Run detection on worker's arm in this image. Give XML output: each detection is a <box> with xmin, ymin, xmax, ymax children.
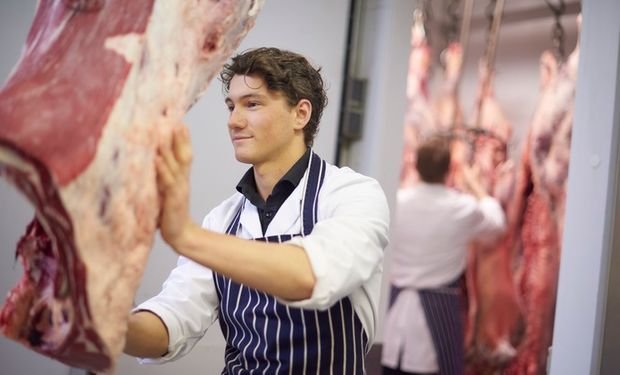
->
<box><xmin>155</xmin><ymin>125</ymin><xmax>315</xmax><ymax>301</ymax></box>
<box><xmin>171</xmin><ymin>222</ymin><xmax>316</xmax><ymax>301</ymax></box>
<box><xmin>460</xmin><ymin>164</ymin><xmax>506</xmax><ymax>240</ymax></box>
<box><xmin>461</xmin><ymin>164</ymin><xmax>488</xmax><ymax>200</ymax></box>
<box><xmin>123</xmin><ymin>310</ymin><xmax>169</xmax><ymax>358</ymax></box>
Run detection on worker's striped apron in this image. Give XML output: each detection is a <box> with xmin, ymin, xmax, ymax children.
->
<box><xmin>388</xmin><ymin>276</ymin><xmax>464</xmax><ymax>375</ymax></box>
<box><xmin>214</xmin><ymin>152</ymin><xmax>368</xmax><ymax>375</ymax></box>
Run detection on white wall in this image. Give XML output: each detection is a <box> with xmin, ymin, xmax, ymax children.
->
<box><xmin>0</xmin><ymin>1</ymin><xmax>350</xmax><ymax>374</ymax></box>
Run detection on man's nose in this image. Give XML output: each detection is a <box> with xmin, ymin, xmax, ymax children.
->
<box><xmin>228</xmin><ymin>108</ymin><xmax>245</xmax><ymax>129</ymax></box>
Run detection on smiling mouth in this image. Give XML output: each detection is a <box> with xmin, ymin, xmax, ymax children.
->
<box><xmin>232</xmin><ymin>136</ymin><xmax>252</xmax><ymax>141</ymax></box>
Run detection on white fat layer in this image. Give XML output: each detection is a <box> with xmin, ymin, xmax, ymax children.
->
<box><xmin>0</xmin><ymin>146</ymin><xmax>39</xmax><ymax>177</ymax></box>
<box><xmin>104</xmin><ymin>33</ymin><xmax>144</xmax><ymax>65</ymax></box>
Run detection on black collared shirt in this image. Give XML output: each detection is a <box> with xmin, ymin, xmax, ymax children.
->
<box><xmin>236</xmin><ymin>149</ymin><xmax>311</xmax><ymax>235</ymax></box>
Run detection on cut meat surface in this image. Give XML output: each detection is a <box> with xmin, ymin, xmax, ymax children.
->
<box><xmin>0</xmin><ymin>0</ymin><xmax>263</xmax><ymax>372</ymax></box>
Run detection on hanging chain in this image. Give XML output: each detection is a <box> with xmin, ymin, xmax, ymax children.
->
<box><xmin>424</xmin><ymin>0</ymin><xmax>434</xmax><ymax>46</ymax></box>
<box><xmin>475</xmin><ymin>0</ymin><xmax>504</xmax><ymax>129</ymax></box>
<box><xmin>446</xmin><ymin>0</ymin><xmax>461</xmax><ymax>43</ymax></box>
<box><xmin>545</xmin><ymin>0</ymin><xmax>566</xmax><ymax>62</ymax></box>
<box><xmin>484</xmin><ymin>0</ymin><xmax>497</xmax><ymax>58</ymax></box>
<box><xmin>424</xmin><ymin>0</ymin><xmax>434</xmax><ymax>28</ymax></box>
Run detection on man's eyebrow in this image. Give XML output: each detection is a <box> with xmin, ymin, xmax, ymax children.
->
<box><xmin>225</xmin><ymin>93</ymin><xmax>268</xmax><ymax>103</ymax></box>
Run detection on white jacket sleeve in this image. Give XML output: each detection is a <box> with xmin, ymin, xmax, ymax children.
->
<box><xmin>470</xmin><ymin>196</ymin><xmax>507</xmax><ymax>243</ymax></box>
<box><xmin>134</xmin><ymin>256</ymin><xmax>220</xmax><ymax>364</ymax></box>
<box><xmin>283</xmin><ymin>167</ymin><xmax>390</xmax><ymax>310</ymax></box>
<box><xmin>132</xmin><ymin>199</ymin><xmax>238</xmax><ymax>364</ymax></box>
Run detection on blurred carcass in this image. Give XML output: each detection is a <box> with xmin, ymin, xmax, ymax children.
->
<box><xmin>434</xmin><ymin>41</ymin><xmax>465</xmax><ymax>133</ymax></box>
<box><xmin>463</xmin><ymin>60</ymin><xmax>523</xmax><ymax>371</ymax></box>
<box><xmin>504</xmin><ymin>37</ymin><xmax>579</xmax><ymax>375</ymax></box>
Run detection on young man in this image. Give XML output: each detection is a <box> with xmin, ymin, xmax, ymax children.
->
<box><xmin>124</xmin><ymin>47</ymin><xmax>390</xmax><ymax>374</ymax></box>
<box><xmin>381</xmin><ymin>137</ymin><xmax>506</xmax><ymax>375</ymax></box>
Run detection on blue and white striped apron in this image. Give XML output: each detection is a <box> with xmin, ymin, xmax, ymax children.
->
<box><xmin>388</xmin><ymin>276</ymin><xmax>464</xmax><ymax>375</ymax></box>
<box><xmin>213</xmin><ymin>152</ymin><xmax>368</xmax><ymax>375</ymax></box>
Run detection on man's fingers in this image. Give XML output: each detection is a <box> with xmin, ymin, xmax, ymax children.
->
<box><xmin>160</xmin><ymin>139</ymin><xmax>181</xmax><ymax>177</ymax></box>
<box><xmin>155</xmin><ymin>154</ymin><xmax>175</xmax><ymax>188</ymax></box>
<box><xmin>173</xmin><ymin>125</ymin><xmax>193</xmax><ymax>167</ymax></box>
<box><xmin>156</xmin><ymin>125</ymin><xmax>191</xmax><ymax>191</ymax></box>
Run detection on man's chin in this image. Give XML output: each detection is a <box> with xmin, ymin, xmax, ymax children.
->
<box><xmin>233</xmin><ymin>152</ymin><xmax>254</xmax><ymax>165</ymax></box>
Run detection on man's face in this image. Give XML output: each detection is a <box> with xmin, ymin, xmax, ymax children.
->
<box><xmin>225</xmin><ymin>74</ymin><xmax>300</xmax><ymax>167</ymax></box>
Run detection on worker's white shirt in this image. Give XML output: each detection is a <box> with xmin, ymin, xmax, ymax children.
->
<box><xmin>381</xmin><ymin>183</ymin><xmax>505</xmax><ymax>373</ymax></box>
<box><xmin>137</xmin><ymin>162</ymin><xmax>390</xmax><ymax>364</ymax></box>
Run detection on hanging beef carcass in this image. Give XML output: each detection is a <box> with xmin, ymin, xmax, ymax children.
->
<box><xmin>400</xmin><ymin>10</ymin><xmax>436</xmax><ymax>189</ymax></box>
<box><xmin>0</xmin><ymin>0</ymin><xmax>263</xmax><ymax>372</ymax></box>
<box><xmin>400</xmin><ymin>24</ymin><xmax>470</xmax><ymax>186</ymax></box>
<box><xmin>504</xmin><ymin>35</ymin><xmax>579</xmax><ymax>375</ymax></box>
<box><xmin>434</xmin><ymin>41</ymin><xmax>465</xmax><ymax>132</ymax></box>
<box><xmin>463</xmin><ymin>59</ymin><xmax>523</xmax><ymax>370</ymax></box>
<box><xmin>433</xmin><ymin>41</ymin><xmax>473</xmax><ymax>189</ymax></box>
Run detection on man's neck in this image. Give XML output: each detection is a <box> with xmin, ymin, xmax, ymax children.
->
<box><xmin>253</xmin><ymin>145</ymin><xmax>307</xmax><ymax>201</ymax></box>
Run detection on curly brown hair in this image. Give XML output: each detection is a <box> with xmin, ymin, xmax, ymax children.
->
<box><xmin>219</xmin><ymin>47</ymin><xmax>328</xmax><ymax>147</ymax></box>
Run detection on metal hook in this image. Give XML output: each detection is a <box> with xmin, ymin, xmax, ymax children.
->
<box><xmin>544</xmin><ymin>0</ymin><xmax>566</xmax><ymax>62</ymax></box>
<box><xmin>544</xmin><ymin>0</ymin><xmax>566</xmax><ymax>16</ymax></box>
<box><xmin>485</xmin><ymin>0</ymin><xmax>497</xmax><ymax>32</ymax></box>
<box><xmin>482</xmin><ymin>0</ymin><xmax>502</xmax><ymax>67</ymax></box>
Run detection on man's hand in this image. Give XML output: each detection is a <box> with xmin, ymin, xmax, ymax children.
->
<box><xmin>156</xmin><ymin>125</ymin><xmax>195</xmax><ymax>250</ymax></box>
<box><xmin>461</xmin><ymin>164</ymin><xmax>488</xmax><ymax>200</ymax></box>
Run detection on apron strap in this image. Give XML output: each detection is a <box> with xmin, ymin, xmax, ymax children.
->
<box><xmin>224</xmin><ymin>197</ymin><xmax>245</xmax><ymax>235</ymax></box>
<box><xmin>300</xmin><ymin>150</ymin><xmax>326</xmax><ymax>236</ymax></box>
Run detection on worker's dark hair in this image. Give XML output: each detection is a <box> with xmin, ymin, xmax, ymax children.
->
<box><xmin>416</xmin><ymin>136</ymin><xmax>451</xmax><ymax>183</ymax></box>
<box><xmin>220</xmin><ymin>47</ymin><xmax>328</xmax><ymax>147</ymax></box>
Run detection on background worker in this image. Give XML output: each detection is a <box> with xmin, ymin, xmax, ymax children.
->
<box><xmin>382</xmin><ymin>137</ymin><xmax>506</xmax><ymax>375</ymax></box>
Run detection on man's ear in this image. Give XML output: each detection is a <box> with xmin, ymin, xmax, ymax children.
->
<box><xmin>294</xmin><ymin>99</ymin><xmax>312</xmax><ymax>130</ymax></box>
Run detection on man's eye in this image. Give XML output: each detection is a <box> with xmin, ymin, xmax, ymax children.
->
<box><xmin>226</xmin><ymin>105</ymin><xmax>234</xmax><ymax>112</ymax></box>
<box><xmin>247</xmin><ymin>102</ymin><xmax>259</xmax><ymax>108</ymax></box>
